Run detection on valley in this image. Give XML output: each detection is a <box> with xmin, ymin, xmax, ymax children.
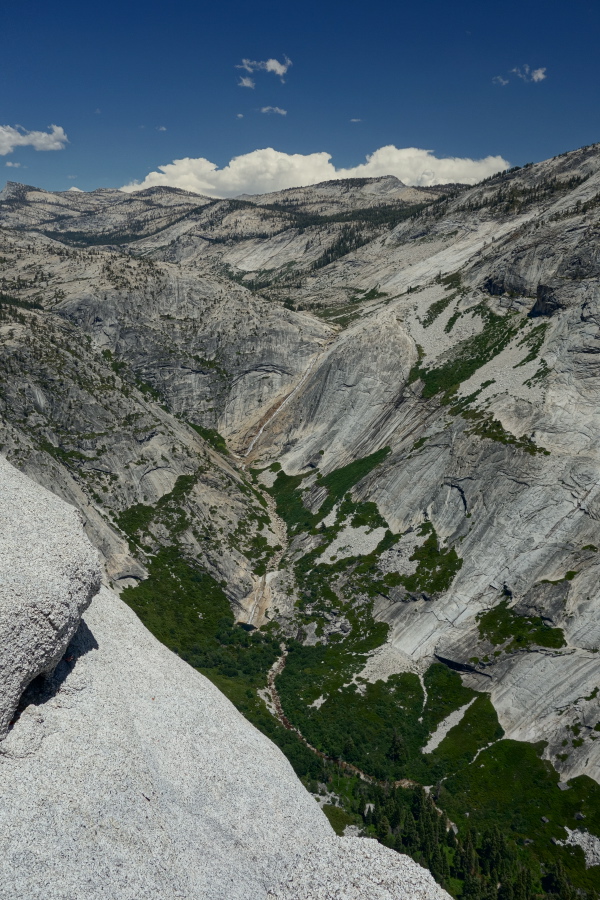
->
<box><xmin>2</xmin><ymin>145</ymin><xmax>600</xmax><ymax>898</ymax></box>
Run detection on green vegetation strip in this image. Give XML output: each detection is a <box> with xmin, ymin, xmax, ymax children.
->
<box><xmin>384</xmin><ymin>522</ymin><xmax>463</xmax><ymax>596</ymax></box>
<box><xmin>422</xmin><ymin>292</ymin><xmax>457</xmax><ymax>328</ymax></box>
<box><xmin>265</xmin><ymin>446</ymin><xmax>391</xmax><ymax>535</ymax></box>
<box><xmin>408</xmin><ymin>305</ymin><xmax>521</xmax><ymax>402</ymax></box>
<box><xmin>477</xmin><ymin>600</ymin><xmax>566</xmax><ymax>651</ymax></box>
<box><xmin>188</xmin><ymin>422</ymin><xmax>229</xmax><ymax>455</ymax></box>
<box><xmin>117</xmin><ymin>474</ymin><xmax>196</xmax><ymax>543</ymax></box>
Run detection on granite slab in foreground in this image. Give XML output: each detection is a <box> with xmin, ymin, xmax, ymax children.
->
<box><xmin>0</xmin><ymin>456</ymin><xmax>449</xmax><ymax>899</ymax></box>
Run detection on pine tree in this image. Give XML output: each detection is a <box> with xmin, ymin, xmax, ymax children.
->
<box><xmin>480</xmin><ymin>881</ymin><xmax>498</xmax><ymax>900</ymax></box>
<box><xmin>402</xmin><ymin>810</ymin><xmax>417</xmax><ymax>853</ymax></box>
<box><xmin>480</xmin><ymin>826</ymin><xmax>503</xmax><ymax>877</ymax></box>
<box><xmin>387</xmin><ymin>729</ymin><xmax>406</xmax><ymax>764</ymax></box>
<box><xmin>542</xmin><ymin>861</ymin><xmax>576</xmax><ymax>900</ymax></box>
<box><xmin>512</xmin><ymin>866</ymin><xmax>534</xmax><ymax>900</ymax></box>
<box><xmin>389</xmin><ymin>801</ymin><xmax>402</xmax><ymax>831</ymax></box>
<box><xmin>377</xmin><ymin>815</ymin><xmax>391</xmax><ymax>842</ymax></box>
<box><xmin>498</xmin><ymin>881</ymin><xmax>514</xmax><ymax>900</ymax></box>
<box><xmin>463</xmin><ymin>870</ymin><xmax>483</xmax><ymax>900</ymax></box>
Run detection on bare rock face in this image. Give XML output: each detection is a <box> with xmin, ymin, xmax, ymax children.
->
<box><xmin>0</xmin><ymin>463</ymin><xmax>449</xmax><ymax>900</ymax></box>
<box><xmin>0</xmin><ymin>454</ymin><xmax>101</xmax><ymax>739</ymax></box>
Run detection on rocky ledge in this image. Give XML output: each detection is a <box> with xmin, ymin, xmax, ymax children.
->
<box><xmin>0</xmin><ymin>454</ymin><xmax>101</xmax><ymax>739</ymax></box>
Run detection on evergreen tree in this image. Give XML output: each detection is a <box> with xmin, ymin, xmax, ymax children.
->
<box><xmin>376</xmin><ymin>815</ymin><xmax>391</xmax><ymax>842</ymax></box>
<box><xmin>389</xmin><ymin>800</ymin><xmax>403</xmax><ymax>831</ymax></box>
<box><xmin>387</xmin><ymin>729</ymin><xmax>406</xmax><ymax>764</ymax></box>
<box><xmin>541</xmin><ymin>861</ymin><xmax>576</xmax><ymax>900</ymax></box>
<box><xmin>498</xmin><ymin>882</ymin><xmax>514</xmax><ymax>900</ymax></box>
<box><xmin>480</xmin><ymin>881</ymin><xmax>498</xmax><ymax>900</ymax></box>
<box><xmin>480</xmin><ymin>826</ymin><xmax>503</xmax><ymax>877</ymax></box>
<box><xmin>402</xmin><ymin>810</ymin><xmax>417</xmax><ymax>853</ymax></box>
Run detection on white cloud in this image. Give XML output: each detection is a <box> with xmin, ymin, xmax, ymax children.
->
<box><xmin>5</xmin><ymin>161</ymin><xmax>21</xmax><ymax>167</ymax></box>
<box><xmin>238</xmin><ymin>76</ymin><xmax>255</xmax><ymax>89</ymax></box>
<box><xmin>0</xmin><ymin>124</ymin><xmax>68</xmax><ymax>156</ymax></box>
<box><xmin>492</xmin><ymin>76</ymin><xmax>509</xmax><ymax>86</ymax></box>
<box><xmin>350</xmin><ymin>118</ymin><xmax>362</xmax><ymax>123</ymax></box>
<box><xmin>122</xmin><ymin>145</ymin><xmax>509</xmax><ymax>198</ymax></box>
<box><xmin>511</xmin><ymin>64</ymin><xmax>547</xmax><ymax>83</ymax></box>
<box><xmin>237</xmin><ymin>56</ymin><xmax>292</xmax><ymax>81</ymax></box>
<box><xmin>260</xmin><ymin>106</ymin><xmax>287</xmax><ymax>116</ymax></box>
<box><xmin>157</xmin><ymin>125</ymin><xmax>167</xmax><ymax>131</ymax></box>
<box><xmin>236</xmin><ymin>113</ymin><xmax>244</xmax><ymax>119</ymax></box>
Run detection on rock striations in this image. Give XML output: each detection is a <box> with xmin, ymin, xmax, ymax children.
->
<box><xmin>0</xmin><ymin>456</ymin><xmax>449</xmax><ymax>900</ymax></box>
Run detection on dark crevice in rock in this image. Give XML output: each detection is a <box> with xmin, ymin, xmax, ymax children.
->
<box><xmin>8</xmin><ymin>620</ymin><xmax>99</xmax><ymax>733</ymax></box>
<box><xmin>435</xmin><ymin>653</ymin><xmax>492</xmax><ymax>678</ymax></box>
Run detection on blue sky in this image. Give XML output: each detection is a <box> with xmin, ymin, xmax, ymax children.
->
<box><xmin>2</xmin><ymin>0</ymin><xmax>599</xmax><ymax>194</ymax></box>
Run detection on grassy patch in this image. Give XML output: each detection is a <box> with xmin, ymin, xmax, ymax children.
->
<box><xmin>322</xmin><ymin>804</ymin><xmax>361</xmax><ymax>835</ymax></box>
<box><xmin>525</xmin><ymin>357</ymin><xmax>551</xmax><ymax>387</ymax></box>
<box><xmin>421</xmin><ymin>663</ymin><xmax>476</xmax><ymax>734</ymax></box>
<box><xmin>427</xmin><ymin>695</ymin><xmax>504</xmax><ymax>778</ymax></box>
<box><xmin>37</xmin><ymin>437</ymin><xmax>88</xmax><ymax>466</ymax></box>
<box><xmin>477</xmin><ymin>600</ymin><xmax>566</xmax><ymax>651</ymax></box>
<box><xmin>319</xmin><ymin>447</ymin><xmax>391</xmax><ymax>516</ymax></box>
<box><xmin>362</xmin><ymin>287</ymin><xmax>388</xmax><ymax>301</ymax></box>
<box><xmin>189</xmin><ymin>422</ymin><xmax>229</xmax><ymax>455</ymax></box>
<box><xmin>439</xmin><ymin>271</ymin><xmax>463</xmax><ymax>291</ymax></box>
<box><xmin>514</xmin><ymin>322</ymin><xmax>548</xmax><ymax>368</ymax></box>
<box><xmin>444</xmin><ymin>309</ymin><xmax>462</xmax><ymax>333</ymax></box>
<box><xmin>393</xmin><ymin>522</ymin><xmax>463</xmax><ymax>596</ymax></box>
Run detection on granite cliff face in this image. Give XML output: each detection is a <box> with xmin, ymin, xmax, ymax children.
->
<box><xmin>2</xmin><ymin>145</ymin><xmax>600</xmax><ymax>894</ymax></box>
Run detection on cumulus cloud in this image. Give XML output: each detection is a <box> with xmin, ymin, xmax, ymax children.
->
<box><xmin>261</xmin><ymin>106</ymin><xmax>287</xmax><ymax>116</ymax></box>
<box><xmin>492</xmin><ymin>76</ymin><xmax>509</xmax><ymax>86</ymax></box>
<box><xmin>5</xmin><ymin>161</ymin><xmax>21</xmax><ymax>167</ymax></box>
<box><xmin>237</xmin><ymin>56</ymin><xmax>292</xmax><ymax>81</ymax></box>
<box><xmin>122</xmin><ymin>145</ymin><xmax>509</xmax><ymax>198</ymax></box>
<box><xmin>156</xmin><ymin>125</ymin><xmax>167</xmax><ymax>131</ymax></box>
<box><xmin>350</xmin><ymin>118</ymin><xmax>362</xmax><ymax>123</ymax></box>
<box><xmin>511</xmin><ymin>64</ymin><xmax>547</xmax><ymax>82</ymax></box>
<box><xmin>238</xmin><ymin>76</ymin><xmax>255</xmax><ymax>89</ymax></box>
<box><xmin>0</xmin><ymin>124</ymin><xmax>68</xmax><ymax>156</ymax></box>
